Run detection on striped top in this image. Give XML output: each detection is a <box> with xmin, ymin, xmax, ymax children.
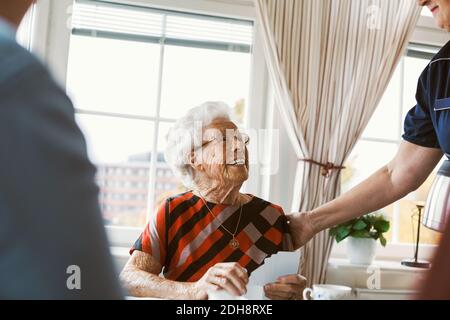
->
<box><xmin>130</xmin><ymin>191</ymin><xmax>293</xmax><ymax>282</ymax></box>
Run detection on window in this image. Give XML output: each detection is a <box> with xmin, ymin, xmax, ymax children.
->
<box><xmin>66</xmin><ymin>0</ymin><xmax>254</xmax><ymax>227</ymax></box>
<box><xmin>342</xmin><ymin>43</ymin><xmax>443</xmax><ymax>246</ymax></box>
<box><xmin>17</xmin><ymin>3</ymin><xmax>36</xmax><ymax>50</ymax></box>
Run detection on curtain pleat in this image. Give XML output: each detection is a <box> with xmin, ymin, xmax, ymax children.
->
<box><xmin>255</xmin><ymin>0</ymin><xmax>421</xmax><ymax>286</ymax></box>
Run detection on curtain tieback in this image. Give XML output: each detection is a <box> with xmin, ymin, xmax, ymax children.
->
<box><xmin>300</xmin><ymin>159</ymin><xmax>346</xmax><ymax>177</ymax></box>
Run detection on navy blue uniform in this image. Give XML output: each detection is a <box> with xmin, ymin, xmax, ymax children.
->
<box><xmin>403</xmin><ymin>40</ymin><xmax>450</xmax><ymax>158</ymax></box>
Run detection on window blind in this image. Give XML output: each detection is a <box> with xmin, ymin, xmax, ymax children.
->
<box><xmin>72</xmin><ymin>0</ymin><xmax>254</xmax><ymax>52</ymax></box>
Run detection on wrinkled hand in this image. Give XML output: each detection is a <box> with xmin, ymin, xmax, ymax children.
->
<box><xmin>286</xmin><ymin>212</ymin><xmax>317</xmax><ymax>250</ymax></box>
<box><xmin>264</xmin><ymin>274</ymin><xmax>307</xmax><ymax>300</ymax></box>
<box><xmin>192</xmin><ymin>262</ymin><xmax>249</xmax><ymax>300</ymax></box>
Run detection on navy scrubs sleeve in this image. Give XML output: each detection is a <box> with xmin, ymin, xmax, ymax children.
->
<box><xmin>402</xmin><ymin>67</ymin><xmax>441</xmax><ymax>149</ymax></box>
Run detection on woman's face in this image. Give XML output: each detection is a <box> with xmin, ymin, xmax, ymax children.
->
<box><xmin>419</xmin><ymin>0</ymin><xmax>450</xmax><ymax>31</ymax></box>
<box><xmin>193</xmin><ymin>118</ymin><xmax>249</xmax><ymax>187</ymax></box>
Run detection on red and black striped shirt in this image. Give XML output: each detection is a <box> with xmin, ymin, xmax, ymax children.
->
<box><xmin>130</xmin><ymin>191</ymin><xmax>293</xmax><ymax>282</ymax></box>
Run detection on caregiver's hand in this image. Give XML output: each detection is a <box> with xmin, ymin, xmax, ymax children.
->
<box><xmin>193</xmin><ymin>262</ymin><xmax>249</xmax><ymax>299</ymax></box>
<box><xmin>287</xmin><ymin>212</ymin><xmax>317</xmax><ymax>250</ymax></box>
<box><xmin>264</xmin><ymin>274</ymin><xmax>307</xmax><ymax>300</ymax></box>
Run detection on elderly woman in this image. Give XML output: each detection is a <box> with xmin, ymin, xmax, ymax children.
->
<box><xmin>120</xmin><ymin>102</ymin><xmax>306</xmax><ymax>300</ymax></box>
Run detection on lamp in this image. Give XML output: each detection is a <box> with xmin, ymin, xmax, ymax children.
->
<box><xmin>401</xmin><ymin>201</ymin><xmax>431</xmax><ymax>268</ymax></box>
<box><xmin>401</xmin><ymin>160</ymin><xmax>450</xmax><ymax>268</ymax></box>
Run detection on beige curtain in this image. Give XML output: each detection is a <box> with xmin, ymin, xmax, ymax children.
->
<box><xmin>255</xmin><ymin>0</ymin><xmax>421</xmax><ymax>286</ymax></box>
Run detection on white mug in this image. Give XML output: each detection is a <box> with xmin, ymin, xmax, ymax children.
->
<box><xmin>302</xmin><ymin>284</ymin><xmax>353</xmax><ymax>300</ymax></box>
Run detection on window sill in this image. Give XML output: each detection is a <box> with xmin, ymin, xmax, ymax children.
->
<box><xmin>326</xmin><ymin>258</ymin><xmax>428</xmax><ymax>293</ymax></box>
<box><xmin>330</xmin><ymin>241</ymin><xmax>437</xmax><ymax>262</ymax></box>
<box><xmin>110</xmin><ymin>246</ymin><xmax>130</xmax><ymax>258</ymax></box>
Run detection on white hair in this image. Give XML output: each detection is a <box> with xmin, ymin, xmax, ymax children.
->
<box><xmin>164</xmin><ymin>101</ymin><xmax>235</xmax><ymax>189</ymax></box>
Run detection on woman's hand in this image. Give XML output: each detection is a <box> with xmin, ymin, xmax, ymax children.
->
<box><xmin>192</xmin><ymin>262</ymin><xmax>249</xmax><ymax>300</ymax></box>
<box><xmin>264</xmin><ymin>274</ymin><xmax>307</xmax><ymax>300</ymax></box>
<box><xmin>287</xmin><ymin>212</ymin><xmax>317</xmax><ymax>250</ymax></box>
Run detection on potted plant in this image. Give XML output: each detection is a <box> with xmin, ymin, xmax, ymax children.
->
<box><xmin>329</xmin><ymin>212</ymin><xmax>390</xmax><ymax>265</ymax></box>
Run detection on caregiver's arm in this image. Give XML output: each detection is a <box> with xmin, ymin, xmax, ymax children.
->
<box><xmin>120</xmin><ymin>251</ymin><xmax>248</xmax><ymax>300</ymax></box>
<box><xmin>288</xmin><ymin>141</ymin><xmax>443</xmax><ymax>249</ymax></box>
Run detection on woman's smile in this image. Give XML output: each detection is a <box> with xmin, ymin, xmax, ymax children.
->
<box><xmin>430</xmin><ymin>5</ymin><xmax>439</xmax><ymax>13</ymax></box>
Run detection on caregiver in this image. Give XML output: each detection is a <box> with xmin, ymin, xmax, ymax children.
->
<box><xmin>289</xmin><ymin>0</ymin><xmax>450</xmax><ymax>251</ymax></box>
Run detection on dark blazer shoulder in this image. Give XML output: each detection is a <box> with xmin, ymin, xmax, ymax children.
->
<box><xmin>0</xmin><ymin>38</ymin><xmax>45</xmax><ymax>87</ymax></box>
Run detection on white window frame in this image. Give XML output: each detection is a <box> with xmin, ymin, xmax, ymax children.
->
<box><xmin>31</xmin><ymin>2</ymin><xmax>447</xmax><ymax>259</ymax></box>
<box><xmin>358</xmin><ymin>44</ymin><xmax>441</xmax><ymax>247</ymax></box>
<box><xmin>40</xmin><ymin>0</ymin><xmax>269</xmax><ymax>247</ymax></box>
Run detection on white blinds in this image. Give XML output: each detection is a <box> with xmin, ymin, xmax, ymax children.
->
<box><xmin>165</xmin><ymin>15</ymin><xmax>253</xmax><ymax>46</ymax></box>
<box><xmin>72</xmin><ymin>0</ymin><xmax>253</xmax><ymax>52</ymax></box>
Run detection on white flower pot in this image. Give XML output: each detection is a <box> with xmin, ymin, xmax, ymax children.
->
<box><xmin>346</xmin><ymin>237</ymin><xmax>377</xmax><ymax>265</ymax></box>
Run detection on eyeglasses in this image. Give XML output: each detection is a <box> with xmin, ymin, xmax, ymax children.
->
<box><xmin>194</xmin><ymin>132</ymin><xmax>250</xmax><ymax>151</ymax></box>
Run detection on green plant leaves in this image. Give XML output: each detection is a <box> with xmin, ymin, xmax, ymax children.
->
<box><xmin>352</xmin><ymin>220</ymin><xmax>367</xmax><ymax>231</ymax></box>
<box><xmin>351</xmin><ymin>230</ymin><xmax>371</xmax><ymax>238</ymax></box>
<box><xmin>335</xmin><ymin>226</ymin><xmax>351</xmax><ymax>242</ymax></box>
<box><xmin>379</xmin><ymin>234</ymin><xmax>387</xmax><ymax>247</ymax></box>
<box><xmin>374</xmin><ymin>220</ymin><xmax>390</xmax><ymax>233</ymax></box>
<box><xmin>330</xmin><ymin>212</ymin><xmax>390</xmax><ymax>246</ymax></box>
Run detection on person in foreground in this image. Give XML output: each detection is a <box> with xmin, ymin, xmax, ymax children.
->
<box><xmin>0</xmin><ymin>0</ymin><xmax>122</xmax><ymax>299</ymax></box>
<box><xmin>120</xmin><ymin>102</ymin><xmax>306</xmax><ymax>300</ymax></box>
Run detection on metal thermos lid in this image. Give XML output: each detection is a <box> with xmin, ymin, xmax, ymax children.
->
<box><xmin>438</xmin><ymin>160</ymin><xmax>450</xmax><ymax>177</ymax></box>
<box><xmin>422</xmin><ymin>161</ymin><xmax>450</xmax><ymax>233</ymax></box>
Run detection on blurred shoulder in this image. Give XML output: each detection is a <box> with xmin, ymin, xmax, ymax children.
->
<box><xmin>0</xmin><ymin>38</ymin><xmax>46</xmax><ymax>88</ymax></box>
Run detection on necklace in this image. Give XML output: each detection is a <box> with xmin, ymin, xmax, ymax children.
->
<box><xmin>197</xmin><ymin>192</ymin><xmax>243</xmax><ymax>249</ymax></box>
